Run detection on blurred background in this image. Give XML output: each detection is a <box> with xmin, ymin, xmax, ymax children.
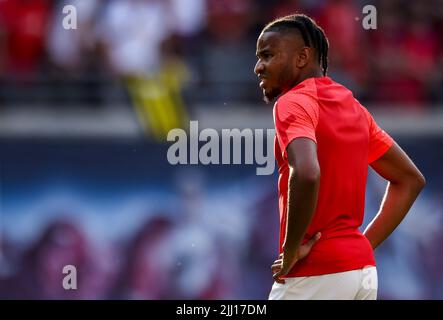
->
<box><xmin>0</xmin><ymin>0</ymin><xmax>442</xmax><ymax>299</ymax></box>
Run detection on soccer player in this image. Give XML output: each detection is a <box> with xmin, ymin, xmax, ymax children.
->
<box><xmin>254</xmin><ymin>14</ymin><xmax>426</xmax><ymax>300</ymax></box>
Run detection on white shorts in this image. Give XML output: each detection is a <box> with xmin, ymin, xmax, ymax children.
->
<box><xmin>269</xmin><ymin>266</ymin><xmax>378</xmax><ymax>300</ymax></box>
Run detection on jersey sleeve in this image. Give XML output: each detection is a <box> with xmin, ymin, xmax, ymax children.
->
<box><xmin>362</xmin><ymin>106</ymin><xmax>394</xmax><ymax>164</ymax></box>
<box><xmin>273</xmin><ymin>93</ymin><xmax>319</xmax><ymax>159</ymax></box>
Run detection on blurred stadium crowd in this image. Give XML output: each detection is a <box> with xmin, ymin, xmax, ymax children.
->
<box><xmin>1</xmin><ymin>147</ymin><xmax>280</xmax><ymax>299</ymax></box>
<box><xmin>1</xmin><ymin>0</ymin><xmax>443</xmax><ymax>300</ymax></box>
<box><xmin>1</xmin><ymin>0</ymin><xmax>443</xmax><ymax>108</ymax></box>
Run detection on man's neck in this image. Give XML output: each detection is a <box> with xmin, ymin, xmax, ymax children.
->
<box><xmin>295</xmin><ymin>68</ymin><xmax>324</xmax><ymax>86</ymax></box>
<box><xmin>274</xmin><ymin>68</ymin><xmax>324</xmax><ymax>103</ymax></box>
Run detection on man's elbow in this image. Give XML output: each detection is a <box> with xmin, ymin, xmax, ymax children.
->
<box><xmin>404</xmin><ymin>170</ymin><xmax>426</xmax><ymax>194</ymax></box>
<box><xmin>414</xmin><ymin>171</ymin><xmax>426</xmax><ymax>192</ymax></box>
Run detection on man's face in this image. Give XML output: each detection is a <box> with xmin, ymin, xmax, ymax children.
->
<box><xmin>254</xmin><ymin>31</ymin><xmax>299</xmax><ymax>104</ymax></box>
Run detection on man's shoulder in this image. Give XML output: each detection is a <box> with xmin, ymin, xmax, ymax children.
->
<box><xmin>276</xmin><ymin>86</ymin><xmax>319</xmax><ymax>113</ymax></box>
<box><xmin>280</xmin><ymin>77</ymin><xmax>323</xmax><ymax>103</ymax></box>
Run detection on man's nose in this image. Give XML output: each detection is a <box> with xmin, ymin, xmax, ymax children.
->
<box><xmin>254</xmin><ymin>60</ymin><xmax>264</xmax><ymax>75</ymax></box>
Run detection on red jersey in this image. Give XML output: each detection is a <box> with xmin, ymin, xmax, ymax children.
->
<box><xmin>273</xmin><ymin>76</ymin><xmax>393</xmax><ymax>277</ymax></box>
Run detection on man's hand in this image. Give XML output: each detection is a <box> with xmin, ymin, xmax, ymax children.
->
<box><xmin>271</xmin><ymin>232</ymin><xmax>321</xmax><ymax>284</ymax></box>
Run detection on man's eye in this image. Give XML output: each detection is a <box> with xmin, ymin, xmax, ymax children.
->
<box><xmin>257</xmin><ymin>52</ymin><xmax>272</xmax><ymax>60</ymax></box>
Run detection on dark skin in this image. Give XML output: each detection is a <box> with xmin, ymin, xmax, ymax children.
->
<box><xmin>272</xmin><ymin>138</ymin><xmax>321</xmax><ymax>284</ymax></box>
<box><xmin>254</xmin><ymin>30</ymin><xmax>426</xmax><ymax>284</ymax></box>
<box><xmin>254</xmin><ymin>31</ymin><xmax>323</xmax><ymax>103</ymax></box>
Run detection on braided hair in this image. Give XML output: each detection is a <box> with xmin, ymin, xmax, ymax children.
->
<box><xmin>262</xmin><ymin>14</ymin><xmax>329</xmax><ymax>76</ymax></box>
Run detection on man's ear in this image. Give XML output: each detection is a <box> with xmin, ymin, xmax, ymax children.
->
<box><xmin>296</xmin><ymin>47</ymin><xmax>312</xmax><ymax>68</ymax></box>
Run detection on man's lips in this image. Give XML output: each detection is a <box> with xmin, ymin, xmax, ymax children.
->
<box><xmin>259</xmin><ymin>80</ymin><xmax>265</xmax><ymax>89</ymax></box>
<box><xmin>259</xmin><ymin>77</ymin><xmax>267</xmax><ymax>89</ymax></box>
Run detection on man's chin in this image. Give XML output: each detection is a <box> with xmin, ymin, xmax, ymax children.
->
<box><xmin>263</xmin><ymin>91</ymin><xmax>277</xmax><ymax>104</ymax></box>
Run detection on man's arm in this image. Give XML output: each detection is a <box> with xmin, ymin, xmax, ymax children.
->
<box><xmin>277</xmin><ymin>137</ymin><xmax>321</xmax><ymax>279</ymax></box>
<box><xmin>364</xmin><ymin>142</ymin><xmax>426</xmax><ymax>250</ymax></box>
